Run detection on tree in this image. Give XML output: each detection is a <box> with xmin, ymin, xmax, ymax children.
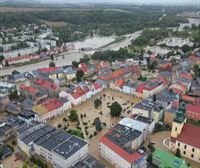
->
<box><xmin>193</xmin><ymin>65</ymin><xmax>200</xmax><ymax>78</ymax></box>
<box><xmin>94</xmin><ymin>99</ymin><xmax>102</xmax><ymax>109</ymax></box>
<box><xmin>12</xmin><ymin>70</ymin><xmax>20</xmax><ymax>75</ymax></box>
<box><xmin>181</xmin><ymin>44</ymin><xmax>191</xmax><ymax>53</ymax></box>
<box><xmin>110</xmin><ymin>102</ymin><xmax>122</xmax><ymax>117</ymax></box>
<box><xmin>0</xmin><ymin>55</ymin><xmax>4</xmax><ymax>63</ymax></box>
<box><xmin>11</xmin><ymin>140</ymin><xmax>16</xmax><ymax>146</ymax></box>
<box><xmin>72</xmin><ymin>61</ymin><xmax>79</xmax><ymax>68</ymax></box>
<box><xmin>175</xmin><ymin>148</ymin><xmax>181</xmax><ymax>158</ymax></box>
<box><xmin>76</xmin><ymin>69</ymin><xmax>84</xmax><ymax>82</ymax></box>
<box><xmin>69</xmin><ymin>109</ymin><xmax>78</xmax><ymax>121</ymax></box>
<box><xmin>94</xmin><ymin>117</ymin><xmax>102</xmax><ymax>132</ymax></box>
<box><xmin>9</xmin><ymin>89</ymin><xmax>18</xmax><ymax>100</ymax></box>
<box><xmin>49</xmin><ymin>62</ymin><xmax>55</xmax><ymax>67</ymax></box>
<box><xmin>147</xmin><ymin>154</ymin><xmax>152</xmax><ymax>163</ymax></box>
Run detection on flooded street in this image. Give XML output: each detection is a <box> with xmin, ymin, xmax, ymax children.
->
<box><xmin>48</xmin><ymin>89</ymin><xmax>141</xmax><ymax>167</ymax></box>
<box><xmin>0</xmin><ymin>51</ymin><xmax>84</xmax><ymax>76</ymax></box>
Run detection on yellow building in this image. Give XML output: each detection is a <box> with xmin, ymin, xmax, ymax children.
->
<box><xmin>169</xmin><ymin>110</ymin><xmax>200</xmax><ymax>163</ymax></box>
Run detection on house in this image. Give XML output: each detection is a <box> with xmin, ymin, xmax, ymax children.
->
<box><xmin>186</xmin><ymin>100</ymin><xmax>200</xmax><ymax>121</ymax></box>
<box><xmin>122</xmin><ymin>81</ymin><xmax>139</xmax><ymax>95</ymax></box>
<box><xmin>91</xmin><ymin>80</ymin><xmax>107</xmax><ymax>96</ymax></box>
<box><xmin>70</xmin><ymin>155</ymin><xmax>106</xmax><ymax>168</ymax></box>
<box><xmin>7</xmin><ymin>73</ymin><xmax>26</xmax><ymax>83</ymax></box>
<box><xmin>64</xmin><ymin>83</ymin><xmax>92</xmax><ymax>106</ymax></box>
<box><xmin>32</xmin><ymin>98</ymin><xmax>71</xmax><ymax>123</ymax></box>
<box><xmin>142</xmin><ymin>77</ymin><xmax>168</xmax><ymax>98</ymax></box>
<box><xmin>131</xmin><ymin>99</ymin><xmax>164</xmax><ymax>123</ymax></box>
<box><xmin>119</xmin><ymin>116</ymin><xmax>155</xmax><ymax>142</ymax></box>
<box><xmin>18</xmin><ymin>110</ymin><xmax>39</xmax><ymax>125</ymax></box>
<box><xmin>17</xmin><ymin>124</ymin><xmax>88</xmax><ymax>168</ymax></box>
<box><xmin>0</xmin><ymin>82</ymin><xmax>16</xmax><ymax>97</ymax></box>
<box><xmin>169</xmin><ymin>110</ymin><xmax>200</xmax><ymax>163</ymax></box>
<box><xmin>63</xmin><ymin>67</ymin><xmax>76</xmax><ymax>81</ymax></box>
<box><xmin>3</xmin><ymin>54</ymin><xmax>40</xmax><ymax>65</ymax></box>
<box><xmin>5</xmin><ymin>102</ymin><xmax>21</xmax><ymax>115</ymax></box>
<box><xmin>0</xmin><ymin>146</ymin><xmax>13</xmax><ymax>159</ymax></box>
<box><xmin>98</xmin><ymin>124</ymin><xmax>146</xmax><ymax>168</ymax></box>
<box><xmin>32</xmin><ymin>78</ymin><xmax>60</xmax><ymax>95</ymax></box>
<box><xmin>152</xmin><ymin>148</ymin><xmax>189</xmax><ymax>168</ymax></box>
<box><xmin>19</xmin><ymin>84</ymin><xmax>38</xmax><ymax>99</ymax></box>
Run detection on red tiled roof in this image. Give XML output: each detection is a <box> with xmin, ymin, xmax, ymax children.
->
<box><xmin>42</xmin><ymin>98</ymin><xmax>62</xmax><ymax>111</ymax></box>
<box><xmin>186</xmin><ymin>104</ymin><xmax>200</xmax><ymax>113</ymax></box>
<box><xmin>179</xmin><ymin>72</ymin><xmax>193</xmax><ymax>80</ymax></box>
<box><xmin>176</xmin><ymin>123</ymin><xmax>200</xmax><ymax>148</ymax></box>
<box><xmin>99</xmin><ymin>135</ymin><xmax>143</xmax><ymax>164</ymax></box>
<box><xmin>94</xmin><ymin>82</ymin><xmax>101</xmax><ymax>90</ymax></box>
<box><xmin>181</xmin><ymin>95</ymin><xmax>196</xmax><ymax>103</ymax></box>
<box><xmin>37</xmin><ymin>67</ymin><xmax>59</xmax><ymax>73</ymax></box>
<box><xmin>71</xmin><ymin>86</ymin><xmax>90</xmax><ymax>99</ymax></box>
<box><xmin>34</xmin><ymin>78</ymin><xmax>57</xmax><ymax>91</ymax></box>
<box><xmin>136</xmin><ymin>83</ymin><xmax>144</xmax><ymax>93</ymax></box>
<box><xmin>115</xmin><ymin>79</ymin><xmax>124</xmax><ymax>87</ymax></box>
<box><xmin>5</xmin><ymin>55</ymin><xmax>40</xmax><ymax>62</ymax></box>
<box><xmin>19</xmin><ymin>84</ymin><xmax>37</xmax><ymax>94</ymax></box>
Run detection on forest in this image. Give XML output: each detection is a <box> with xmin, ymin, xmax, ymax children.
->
<box><xmin>0</xmin><ymin>5</ymin><xmax>189</xmax><ymax>42</ymax></box>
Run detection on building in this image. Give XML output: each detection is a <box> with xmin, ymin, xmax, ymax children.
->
<box><xmin>3</xmin><ymin>55</ymin><xmax>40</xmax><ymax>65</ymax></box>
<box><xmin>32</xmin><ymin>98</ymin><xmax>71</xmax><ymax>122</ymax></box>
<box><xmin>1</xmin><ymin>46</ymin><xmax>39</xmax><ymax>58</ymax></box>
<box><xmin>64</xmin><ymin>83</ymin><xmax>92</xmax><ymax>106</ymax></box>
<box><xmin>0</xmin><ymin>115</ymin><xmax>26</xmax><ymax>144</ymax></box>
<box><xmin>152</xmin><ymin>148</ymin><xmax>189</xmax><ymax>168</ymax></box>
<box><xmin>169</xmin><ymin>110</ymin><xmax>200</xmax><ymax>163</ymax></box>
<box><xmin>17</xmin><ymin>124</ymin><xmax>88</xmax><ymax>168</ymax></box>
<box><xmin>131</xmin><ymin>99</ymin><xmax>164</xmax><ymax>123</ymax></box>
<box><xmin>0</xmin><ymin>82</ymin><xmax>16</xmax><ymax>97</ymax></box>
<box><xmin>19</xmin><ymin>84</ymin><xmax>38</xmax><ymax>99</ymax></box>
<box><xmin>186</xmin><ymin>102</ymin><xmax>200</xmax><ymax>121</ymax></box>
<box><xmin>119</xmin><ymin>117</ymin><xmax>154</xmax><ymax>142</ymax></box>
<box><xmin>70</xmin><ymin>155</ymin><xmax>106</xmax><ymax>168</ymax></box>
<box><xmin>18</xmin><ymin>110</ymin><xmax>39</xmax><ymax>125</ymax></box>
<box><xmin>98</xmin><ymin>124</ymin><xmax>146</xmax><ymax>168</ymax></box>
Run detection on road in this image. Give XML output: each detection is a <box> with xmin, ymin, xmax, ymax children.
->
<box><xmin>0</xmin><ymin>51</ymin><xmax>84</xmax><ymax>76</ymax></box>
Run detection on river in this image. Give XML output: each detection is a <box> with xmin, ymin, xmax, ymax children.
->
<box><xmin>0</xmin><ymin>18</ymin><xmax>199</xmax><ymax>76</ymax></box>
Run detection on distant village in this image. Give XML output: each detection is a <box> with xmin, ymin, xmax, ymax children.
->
<box><xmin>0</xmin><ymin>23</ymin><xmax>200</xmax><ymax>168</ymax></box>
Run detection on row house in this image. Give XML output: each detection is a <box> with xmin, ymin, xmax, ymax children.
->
<box><xmin>32</xmin><ymin>98</ymin><xmax>71</xmax><ymax>123</ymax></box>
<box><xmin>3</xmin><ymin>54</ymin><xmax>40</xmax><ymax>65</ymax></box>
<box><xmin>62</xmin><ymin>83</ymin><xmax>92</xmax><ymax>106</ymax></box>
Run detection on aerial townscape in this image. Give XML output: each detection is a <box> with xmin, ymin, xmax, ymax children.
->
<box><xmin>0</xmin><ymin>0</ymin><xmax>200</xmax><ymax>168</ymax></box>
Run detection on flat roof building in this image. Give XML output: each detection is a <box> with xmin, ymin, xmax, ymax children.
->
<box><xmin>18</xmin><ymin>124</ymin><xmax>88</xmax><ymax>168</ymax></box>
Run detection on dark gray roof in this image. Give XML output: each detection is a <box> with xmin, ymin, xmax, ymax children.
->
<box><xmin>21</xmin><ymin>125</ymin><xmax>55</xmax><ymax>145</ymax></box>
<box><xmin>53</xmin><ymin>136</ymin><xmax>87</xmax><ymax>160</ymax></box>
<box><xmin>71</xmin><ymin>155</ymin><xmax>106</xmax><ymax>168</ymax></box>
<box><xmin>105</xmin><ymin>124</ymin><xmax>141</xmax><ymax>155</ymax></box>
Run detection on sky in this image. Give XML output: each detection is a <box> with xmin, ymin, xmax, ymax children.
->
<box><xmin>39</xmin><ymin>0</ymin><xmax>200</xmax><ymax>5</ymax></box>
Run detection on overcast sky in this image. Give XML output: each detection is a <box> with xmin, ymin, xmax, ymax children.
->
<box><xmin>39</xmin><ymin>0</ymin><xmax>200</xmax><ymax>5</ymax></box>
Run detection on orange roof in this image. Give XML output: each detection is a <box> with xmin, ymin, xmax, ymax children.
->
<box><xmin>115</xmin><ymin>79</ymin><xmax>124</xmax><ymax>87</ymax></box>
<box><xmin>181</xmin><ymin>95</ymin><xmax>196</xmax><ymax>103</ymax></box>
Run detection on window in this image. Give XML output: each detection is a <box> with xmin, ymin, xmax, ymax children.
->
<box><xmin>192</xmin><ymin>148</ymin><xmax>195</xmax><ymax>152</ymax></box>
<box><xmin>183</xmin><ymin>151</ymin><xmax>186</xmax><ymax>155</ymax></box>
<box><xmin>191</xmin><ymin>154</ymin><xmax>194</xmax><ymax>158</ymax></box>
<box><xmin>184</xmin><ymin>145</ymin><xmax>187</xmax><ymax>149</ymax></box>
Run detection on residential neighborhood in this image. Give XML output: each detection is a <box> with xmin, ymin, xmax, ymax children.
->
<box><xmin>0</xmin><ymin>2</ymin><xmax>200</xmax><ymax>168</ymax></box>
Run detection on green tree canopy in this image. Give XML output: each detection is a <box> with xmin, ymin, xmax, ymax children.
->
<box><xmin>76</xmin><ymin>69</ymin><xmax>84</xmax><ymax>82</ymax></box>
<box><xmin>49</xmin><ymin>62</ymin><xmax>55</xmax><ymax>67</ymax></box>
<box><xmin>94</xmin><ymin>98</ymin><xmax>102</xmax><ymax>109</ymax></box>
<box><xmin>110</xmin><ymin>101</ymin><xmax>122</xmax><ymax>117</ymax></box>
<box><xmin>69</xmin><ymin>109</ymin><xmax>78</xmax><ymax>121</ymax></box>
